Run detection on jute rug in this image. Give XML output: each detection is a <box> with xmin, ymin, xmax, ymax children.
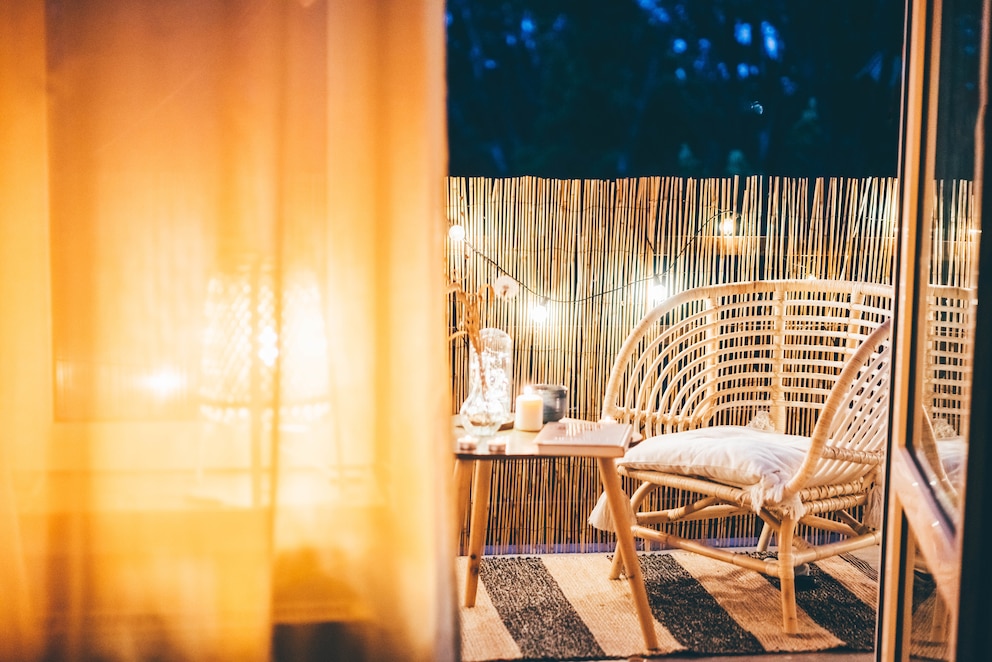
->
<box><xmin>458</xmin><ymin>551</ymin><xmax>949</xmax><ymax>661</ymax></box>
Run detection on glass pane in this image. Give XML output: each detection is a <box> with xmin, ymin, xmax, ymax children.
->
<box><xmin>912</xmin><ymin>0</ymin><xmax>981</xmax><ymax>536</ymax></box>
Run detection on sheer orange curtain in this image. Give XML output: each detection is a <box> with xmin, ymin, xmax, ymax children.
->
<box><xmin>0</xmin><ymin>1</ymin><xmax>454</xmax><ymax>661</ymax></box>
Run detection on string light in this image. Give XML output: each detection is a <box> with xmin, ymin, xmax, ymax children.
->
<box><xmin>447</xmin><ymin>207</ymin><xmax>737</xmax><ymax>306</ymax></box>
<box><xmin>649</xmin><ymin>275</ymin><xmax>669</xmax><ymax>305</ymax></box>
<box><xmin>530</xmin><ymin>298</ymin><xmax>550</xmax><ymax>324</ymax></box>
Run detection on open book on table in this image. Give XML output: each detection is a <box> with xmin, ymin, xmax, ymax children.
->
<box><xmin>533</xmin><ymin>418</ymin><xmax>633</xmax><ymax>456</ymax></box>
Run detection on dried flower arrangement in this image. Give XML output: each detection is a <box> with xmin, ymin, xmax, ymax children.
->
<box><xmin>447</xmin><ymin>273</ymin><xmax>519</xmax><ymax>355</ymax></box>
<box><xmin>448</xmin><ymin>273</ymin><xmax>519</xmax><ymax>403</ymax></box>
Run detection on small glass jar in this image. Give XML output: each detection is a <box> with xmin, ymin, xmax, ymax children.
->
<box><xmin>531</xmin><ymin>383</ymin><xmax>568</xmax><ymax>422</ymax></box>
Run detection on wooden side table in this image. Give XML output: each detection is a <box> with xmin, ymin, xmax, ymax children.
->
<box><xmin>453</xmin><ymin>421</ymin><xmax>659</xmax><ymax>652</ymax></box>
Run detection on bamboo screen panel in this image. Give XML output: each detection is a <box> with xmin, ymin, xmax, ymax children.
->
<box><xmin>447</xmin><ymin>175</ymin><xmax>976</xmax><ymax>554</ymax></box>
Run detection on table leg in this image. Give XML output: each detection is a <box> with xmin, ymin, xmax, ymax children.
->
<box><xmin>464</xmin><ymin>459</ymin><xmax>492</xmax><ymax>607</ymax></box>
<box><xmin>597</xmin><ymin>456</ymin><xmax>659</xmax><ymax>651</ymax></box>
<box><xmin>453</xmin><ymin>458</ymin><xmax>474</xmax><ymax>540</ymax></box>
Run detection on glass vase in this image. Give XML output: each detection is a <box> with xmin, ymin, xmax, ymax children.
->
<box><xmin>460</xmin><ymin>327</ymin><xmax>513</xmax><ymax>437</ymax></box>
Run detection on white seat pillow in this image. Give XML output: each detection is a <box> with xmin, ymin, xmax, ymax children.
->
<box><xmin>588</xmin><ymin>425</ymin><xmax>813</xmax><ymax>531</ymax></box>
<box><xmin>618</xmin><ymin>425</ymin><xmax>811</xmax><ymax>486</ymax></box>
<box><xmin>937</xmin><ymin>436</ymin><xmax>966</xmax><ymax>489</ymax></box>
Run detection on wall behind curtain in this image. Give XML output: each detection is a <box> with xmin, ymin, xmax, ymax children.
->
<box><xmin>0</xmin><ymin>1</ymin><xmax>453</xmax><ymax>660</ymax></box>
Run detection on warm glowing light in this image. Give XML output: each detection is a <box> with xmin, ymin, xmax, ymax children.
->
<box><xmin>199</xmin><ymin>260</ymin><xmax>330</xmax><ymax>424</ymax></box>
<box><xmin>142</xmin><ymin>368</ymin><xmax>185</xmax><ymax>397</ymax></box>
<box><xmin>448</xmin><ymin>225</ymin><xmax>466</xmax><ymax>242</ymax></box>
<box><xmin>258</xmin><ymin>325</ymin><xmax>279</xmax><ymax>366</ymax></box>
<box><xmin>531</xmin><ymin>299</ymin><xmax>550</xmax><ymax>324</ymax></box>
<box><xmin>649</xmin><ymin>276</ymin><xmax>669</xmax><ymax>305</ymax></box>
<box><xmin>720</xmin><ymin>216</ymin><xmax>736</xmax><ymax>237</ymax></box>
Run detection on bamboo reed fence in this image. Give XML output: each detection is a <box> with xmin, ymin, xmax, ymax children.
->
<box><xmin>447</xmin><ymin>174</ymin><xmax>977</xmax><ymax>555</ymax></box>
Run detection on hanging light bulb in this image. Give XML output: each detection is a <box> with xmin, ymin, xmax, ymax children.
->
<box><xmin>531</xmin><ymin>297</ymin><xmax>550</xmax><ymax>324</ymax></box>
<box><xmin>448</xmin><ymin>224</ymin><xmax>466</xmax><ymax>242</ymax></box>
<box><xmin>720</xmin><ymin>215</ymin><xmax>736</xmax><ymax>237</ymax></box>
<box><xmin>649</xmin><ymin>275</ymin><xmax>669</xmax><ymax>305</ymax></box>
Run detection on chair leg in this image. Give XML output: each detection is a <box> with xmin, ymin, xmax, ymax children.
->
<box><xmin>609</xmin><ymin>540</ymin><xmax>624</xmax><ymax>579</ymax></box>
<box><xmin>756</xmin><ymin>520</ymin><xmax>773</xmax><ymax>551</ymax></box>
<box><xmin>930</xmin><ymin>593</ymin><xmax>949</xmax><ymax>641</ymax></box>
<box><xmin>778</xmin><ymin>516</ymin><xmax>798</xmax><ymax>634</ymax></box>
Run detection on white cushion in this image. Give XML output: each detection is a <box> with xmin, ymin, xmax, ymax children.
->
<box><xmin>937</xmin><ymin>436</ymin><xmax>967</xmax><ymax>488</ymax></box>
<box><xmin>618</xmin><ymin>425</ymin><xmax>810</xmax><ymax>486</ymax></box>
<box><xmin>588</xmin><ymin>425</ymin><xmax>812</xmax><ymax>531</ymax></box>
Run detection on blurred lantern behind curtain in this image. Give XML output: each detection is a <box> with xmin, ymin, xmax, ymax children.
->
<box><xmin>199</xmin><ymin>260</ymin><xmax>331</xmax><ymax>427</ymax></box>
<box><xmin>198</xmin><ymin>258</ymin><xmax>331</xmax><ymax>508</ymax></box>
<box><xmin>0</xmin><ymin>1</ymin><xmax>453</xmax><ymax>661</ymax></box>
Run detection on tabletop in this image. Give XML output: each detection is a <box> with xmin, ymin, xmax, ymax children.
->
<box><xmin>452</xmin><ymin>416</ymin><xmax>633</xmax><ymax>459</ymax></box>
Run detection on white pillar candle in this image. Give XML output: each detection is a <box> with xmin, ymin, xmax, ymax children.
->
<box><xmin>514</xmin><ymin>389</ymin><xmax>544</xmax><ymax>431</ymax></box>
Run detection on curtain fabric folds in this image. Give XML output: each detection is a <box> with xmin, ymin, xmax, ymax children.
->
<box><xmin>0</xmin><ymin>1</ymin><xmax>454</xmax><ymax>660</ymax></box>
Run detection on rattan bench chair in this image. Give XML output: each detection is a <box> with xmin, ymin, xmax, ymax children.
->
<box><xmin>589</xmin><ymin>279</ymin><xmax>894</xmax><ymax>634</ymax></box>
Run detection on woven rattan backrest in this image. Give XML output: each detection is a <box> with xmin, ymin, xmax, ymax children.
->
<box><xmin>601</xmin><ymin>280</ymin><xmax>894</xmax><ymax>439</ymax></box>
<box><xmin>923</xmin><ymin>284</ymin><xmax>975</xmax><ymax>439</ymax></box>
<box><xmin>917</xmin><ymin>408</ymin><xmax>960</xmax><ymax>508</ymax></box>
<box><xmin>788</xmin><ymin>319</ymin><xmax>892</xmax><ymax>492</ymax></box>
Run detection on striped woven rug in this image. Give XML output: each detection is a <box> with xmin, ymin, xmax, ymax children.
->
<box><xmin>457</xmin><ymin>550</ymin><xmax>942</xmax><ymax>661</ymax></box>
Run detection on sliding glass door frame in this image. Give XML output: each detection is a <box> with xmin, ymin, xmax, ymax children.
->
<box><xmin>879</xmin><ymin>0</ymin><xmax>991</xmax><ymax>657</ymax></box>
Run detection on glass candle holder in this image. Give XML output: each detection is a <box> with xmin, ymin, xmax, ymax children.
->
<box><xmin>531</xmin><ymin>383</ymin><xmax>568</xmax><ymax>422</ymax></box>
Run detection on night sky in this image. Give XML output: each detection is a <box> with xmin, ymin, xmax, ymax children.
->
<box><xmin>446</xmin><ymin>0</ymin><xmax>906</xmax><ymax>179</ymax></box>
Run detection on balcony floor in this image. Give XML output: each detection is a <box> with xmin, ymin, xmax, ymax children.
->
<box><xmin>593</xmin><ymin>544</ymin><xmax>882</xmax><ymax>662</ymax></box>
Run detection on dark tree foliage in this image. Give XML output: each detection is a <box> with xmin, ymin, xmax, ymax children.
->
<box><xmin>446</xmin><ymin>0</ymin><xmax>905</xmax><ymax>179</ymax></box>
